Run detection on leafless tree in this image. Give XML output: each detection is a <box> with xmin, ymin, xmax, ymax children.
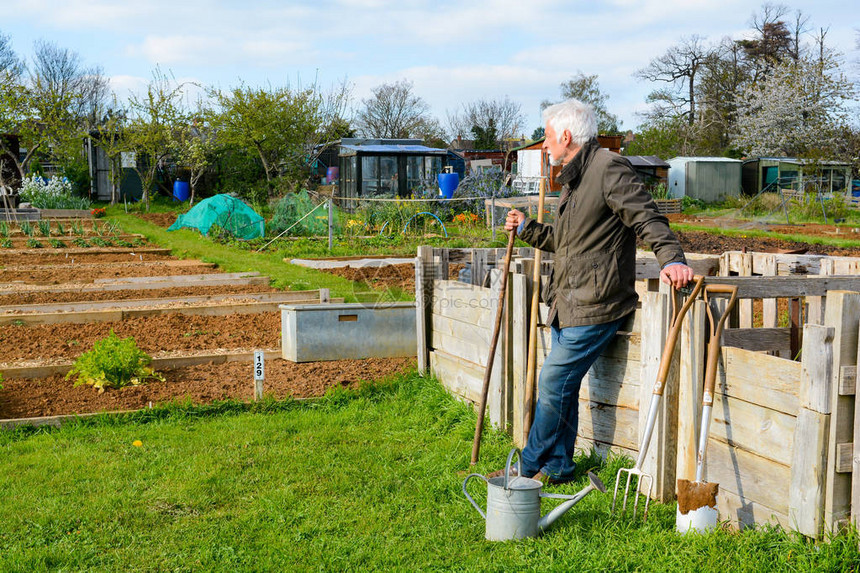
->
<box><xmin>30</xmin><ymin>40</ymin><xmax>109</xmax><ymax>129</ymax></box>
<box><xmin>447</xmin><ymin>97</ymin><xmax>524</xmax><ymax>148</ymax></box>
<box><xmin>541</xmin><ymin>72</ymin><xmax>620</xmax><ymax>133</ymax></box>
<box><xmin>355</xmin><ymin>79</ymin><xmax>437</xmax><ymax>139</ymax></box>
<box><xmin>0</xmin><ymin>31</ymin><xmax>22</xmax><ymax>80</ymax></box>
<box><xmin>635</xmin><ymin>35</ymin><xmax>710</xmax><ymax>125</ymax></box>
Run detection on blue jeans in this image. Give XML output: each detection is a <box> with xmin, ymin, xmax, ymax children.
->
<box><xmin>520</xmin><ymin>315</ymin><xmax>628</xmax><ymax>482</ymax></box>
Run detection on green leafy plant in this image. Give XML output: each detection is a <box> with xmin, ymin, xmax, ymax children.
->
<box><xmin>56</xmin><ymin>222</ymin><xmax>65</xmax><ymax>236</ymax></box>
<box><xmin>0</xmin><ymin>239</ymin><xmax>12</xmax><ymax>248</ymax></box>
<box><xmin>19</xmin><ymin>221</ymin><xmax>34</xmax><ymax>237</ymax></box>
<box><xmin>65</xmin><ymin>330</ymin><xmax>163</xmax><ymax>392</ymax></box>
<box><xmin>71</xmin><ymin>221</ymin><xmax>84</xmax><ymax>236</ymax></box>
<box><xmin>19</xmin><ymin>175</ymin><xmax>91</xmax><ymax>210</ymax></box>
<box><xmin>49</xmin><ymin>238</ymin><xmax>66</xmax><ymax>248</ymax></box>
<box><xmin>649</xmin><ymin>182</ymin><xmax>672</xmax><ymax>200</ymax></box>
<box><xmin>90</xmin><ymin>237</ymin><xmax>112</xmax><ymax>247</ymax></box>
<box><xmin>72</xmin><ymin>238</ymin><xmax>90</xmax><ymax>248</ymax></box>
<box><xmin>26</xmin><ymin>238</ymin><xmax>43</xmax><ymax>248</ymax></box>
<box><xmin>37</xmin><ymin>220</ymin><xmax>51</xmax><ymax>237</ymax></box>
<box><xmin>0</xmin><ymin>222</ymin><xmax>8</xmax><ymax>237</ymax></box>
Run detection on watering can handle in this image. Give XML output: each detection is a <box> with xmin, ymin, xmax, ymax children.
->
<box><xmin>504</xmin><ymin>448</ymin><xmax>522</xmax><ymax>490</ymax></box>
<box><xmin>462</xmin><ymin>474</ymin><xmax>488</xmax><ymax>519</ymax></box>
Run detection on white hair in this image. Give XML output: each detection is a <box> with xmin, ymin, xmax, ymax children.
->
<box><xmin>542</xmin><ymin>99</ymin><xmax>598</xmax><ymax>146</ymax></box>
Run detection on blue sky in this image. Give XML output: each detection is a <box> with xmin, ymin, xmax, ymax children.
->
<box><xmin>2</xmin><ymin>0</ymin><xmax>858</xmax><ymax>136</ymax></box>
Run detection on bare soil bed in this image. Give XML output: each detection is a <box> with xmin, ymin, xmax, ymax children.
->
<box><xmin>0</xmin><ymin>312</ymin><xmax>282</xmax><ymax>363</ymax></box>
<box><xmin>0</xmin><ymin>251</ymin><xmax>175</xmax><ymax>265</ymax></box>
<box><xmin>0</xmin><ymin>261</ymin><xmax>220</xmax><ymax>284</ymax></box>
<box><xmin>672</xmin><ymin>230</ymin><xmax>860</xmax><ymax>258</ymax></box>
<box><xmin>321</xmin><ymin>263</ymin><xmax>465</xmax><ymax>293</ymax></box>
<box><xmin>0</xmin><ymin>284</ymin><xmax>277</xmax><ymax>306</ymax></box>
<box><xmin>0</xmin><ymin>357</ymin><xmax>415</xmax><ymax>419</ymax></box>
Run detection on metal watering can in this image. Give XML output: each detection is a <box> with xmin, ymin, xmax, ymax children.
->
<box><xmin>462</xmin><ymin>449</ymin><xmax>606</xmax><ymax>541</ymax></box>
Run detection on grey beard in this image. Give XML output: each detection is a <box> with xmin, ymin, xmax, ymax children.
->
<box><xmin>549</xmin><ymin>155</ymin><xmax>564</xmax><ymax>167</ymax></box>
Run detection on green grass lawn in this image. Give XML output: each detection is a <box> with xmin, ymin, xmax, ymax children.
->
<box><xmin>1</xmin><ymin>373</ymin><xmax>857</xmax><ymax>572</ymax></box>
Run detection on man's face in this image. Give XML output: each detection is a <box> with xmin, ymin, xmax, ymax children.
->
<box><xmin>543</xmin><ymin>123</ymin><xmax>569</xmax><ymax>166</ymax></box>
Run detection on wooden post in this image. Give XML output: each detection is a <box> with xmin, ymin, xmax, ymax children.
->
<box><xmin>762</xmin><ymin>255</ymin><xmax>778</xmax><ymax>328</ymax></box>
<box><xmin>739</xmin><ymin>252</ymin><xmax>754</xmax><ymax>328</ymax></box>
<box><xmin>808</xmin><ymin>258</ymin><xmax>834</xmax><ymax>326</ymax></box>
<box><xmin>676</xmin><ymin>299</ymin><xmax>707</xmax><ymax>483</ymax></box>
<box><xmin>639</xmin><ymin>282</ymin><xmax>678</xmax><ymax>501</ymax></box>
<box><xmin>415</xmin><ymin>246</ymin><xmax>433</xmax><ymax>375</ymax></box>
<box><xmin>472</xmin><ymin>249</ymin><xmax>487</xmax><ymax>287</ymax></box>
<box><xmin>789</xmin><ymin>324</ymin><xmax>834</xmax><ymax>539</ymax></box>
<box><xmin>511</xmin><ymin>273</ymin><xmax>529</xmax><ymax>447</ymax></box>
<box><xmin>852</xmin><ymin>317</ymin><xmax>860</xmax><ymax>530</ymax></box>
<box><xmin>488</xmin><ymin>268</ymin><xmax>506</xmax><ymax>430</ymax></box>
<box><xmin>318</xmin><ymin>288</ymin><xmax>330</xmax><ymax>304</ymax></box>
<box><xmin>823</xmin><ymin>291</ymin><xmax>860</xmax><ymax>533</ymax></box>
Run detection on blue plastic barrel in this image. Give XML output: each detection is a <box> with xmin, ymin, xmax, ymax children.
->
<box><xmin>437</xmin><ymin>173</ymin><xmax>459</xmax><ymax>199</ymax></box>
<box><xmin>326</xmin><ymin>166</ymin><xmax>340</xmax><ymax>183</ymax></box>
<box><xmin>173</xmin><ymin>180</ymin><xmax>190</xmax><ymax>201</ymax></box>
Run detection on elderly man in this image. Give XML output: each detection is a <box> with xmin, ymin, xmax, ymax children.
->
<box><xmin>494</xmin><ymin>99</ymin><xmax>693</xmax><ymax>484</ymax></box>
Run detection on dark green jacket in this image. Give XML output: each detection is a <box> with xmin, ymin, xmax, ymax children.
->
<box><xmin>519</xmin><ymin>138</ymin><xmax>686</xmax><ymax>327</ymax></box>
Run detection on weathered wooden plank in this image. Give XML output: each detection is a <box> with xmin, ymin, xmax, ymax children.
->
<box><xmin>739</xmin><ymin>253</ymin><xmax>754</xmax><ymax>328</ymax></box>
<box><xmin>91</xmin><ymin>272</ymin><xmax>259</xmax><ymax>284</ymax></box>
<box><xmin>835</xmin><ymin>442</ymin><xmax>853</xmax><ymax>473</ymax></box>
<box><xmin>839</xmin><ymin>366</ymin><xmax>857</xmax><ymax>396</ymax></box>
<box><xmin>430</xmin><ymin>313</ymin><xmax>492</xmax><ymax>347</ymax></box>
<box><xmin>574</xmin><ymin>436</ymin><xmax>638</xmax><ymax>463</ymax></box>
<box><xmin>578</xmin><ymin>401</ymin><xmax>639</xmax><ymax>451</ymax></box>
<box><xmin>854</xmin><ymin>313</ymin><xmax>860</xmax><ymax>528</ymax></box>
<box><xmin>717</xmin><ymin>487</ymin><xmax>791</xmax><ymax>531</ymax></box>
<box><xmin>709</xmin><ymin>394</ymin><xmax>797</xmax><ymax>467</ymax></box>
<box><xmin>430</xmin><ymin>280</ymin><xmax>495</xmax><ymax>330</ymax></box>
<box><xmin>719</xmin><ymin>346</ymin><xmax>801</xmax><ymax>416</ymax></box>
<box><xmin>634</xmin><ymin>251</ymin><xmax>721</xmax><ymax>280</ymax></box>
<box><xmin>705</xmin><ymin>438</ymin><xmax>791</xmax><ymax>515</ymax></box>
<box><xmin>722</xmin><ymin>327</ymin><xmax>791</xmax><ymax>354</ymax></box>
<box><xmin>415</xmin><ymin>247</ymin><xmax>432</xmax><ymax>374</ymax></box>
<box><xmin>762</xmin><ymin>255</ymin><xmax>778</xmax><ymax>328</ymax></box>
<box><xmin>512</xmin><ymin>273</ymin><xmax>529</xmax><ymax>448</ymax></box>
<box><xmin>800</xmin><ymin>324</ymin><xmax>834</xmax><ymax>414</ymax></box>
<box><xmin>429</xmin><ymin>350</ymin><xmax>483</xmax><ymax>405</ymax></box>
<box><xmin>698</xmin><ymin>276</ymin><xmax>860</xmax><ymax>298</ymax></box>
<box><xmin>789</xmin><ymin>408</ymin><xmax>830</xmax><ymax>538</ymax></box>
<box><xmin>677</xmin><ymin>299</ymin><xmax>706</xmax><ymax>483</ymax></box>
<box><xmin>638</xmin><ymin>287</ymin><xmax>676</xmax><ymax>501</ymax></box>
<box><xmin>581</xmin><ymin>368</ymin><xmax>640</xmax><ymax>410</ymax></box>
<box><xmin>823</xmin><ymin>291</ymin><xmax>860</xmax><ymax>533</ymax></box>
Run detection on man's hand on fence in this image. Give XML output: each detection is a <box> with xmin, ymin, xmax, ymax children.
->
<box><xmin>505</xmin><ymin>209</ymin><xmax>525</xmax><ymax>232</ymax></box>
<box><xmin>660</xmin><ymin>263</ymin><xmax>695</xmax><ymax>289</ymax></box>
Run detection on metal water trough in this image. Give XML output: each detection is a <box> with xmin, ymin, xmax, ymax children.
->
<box><xmin>280</xmin><ymin>302</ymin><xmax>417</xmax><ymax>362</ymax></box>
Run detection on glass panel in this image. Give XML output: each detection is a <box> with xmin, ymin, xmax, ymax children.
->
<box><xmin>406</xmin><ymin>156</ymin><xmax>423</xmax><ymax>195</ymax></box>
<box><xmin>832</xmin><ymin>170</ymin><xmax>846</xmax><ymax>193</ymax></box>
<box><xmin>361</xmin><ymin>156</ymin><xmax>379</xmax><ymax>195</ymax></box>
<box><xmin>424</xmin><ymin>156</ymin><xmax>442</xmax><ymax>179</ymax></box>
<box><xmin>379</xmin><ymin>156</ymin><xmax>398</xmax><ymax>195</ymax></box>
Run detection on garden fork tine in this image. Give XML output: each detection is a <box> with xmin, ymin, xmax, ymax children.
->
<box><xmin>612</xmin><ymin>275</ymin><xmax>705</xmax><ymax>519</ymax></box>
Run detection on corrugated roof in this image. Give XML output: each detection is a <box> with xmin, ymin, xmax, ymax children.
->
<box><xmin>626</xmin><ymin>155</ymin><xmax>670</xmax><ymax>168</ymax></box>
<box><xmin>339</xmin><ymin>144</ymin><xmax>448</xmax><ymax>155</ymax></box>
<box><xmin>668</xmin><ymin>157</ymin><xmax>742</xmax><ymax>163</ymax></box>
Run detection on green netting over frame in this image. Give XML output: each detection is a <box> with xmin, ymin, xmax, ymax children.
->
<box><xmin>168</xmin><ymin>194</ymin><xmax>265</xmax><ymax>240</ymax></box>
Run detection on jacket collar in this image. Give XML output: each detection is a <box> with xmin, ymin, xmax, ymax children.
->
<box><xmin>555</xmin><ymin>137</ymin><xmax>600</xmax><ymax>189</ymax></box>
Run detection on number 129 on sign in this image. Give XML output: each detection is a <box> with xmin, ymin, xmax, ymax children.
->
<box><xmin>254</xmin><ymin>351</ymin><xmax>265</xmax><ymax>381</ymax></box>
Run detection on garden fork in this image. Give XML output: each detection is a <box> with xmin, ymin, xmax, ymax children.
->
<box><xmin>612</xmin><ymin>275</ymin><xmax>705</xmax><ymax>519</ymax></box>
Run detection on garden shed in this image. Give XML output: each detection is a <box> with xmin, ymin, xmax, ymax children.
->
<box><xmin>741</xmin><ymin>157</ymin><xmax>852</xmax><ymax>196</ymax></box>
<box><xmin>336</xmin><ymin>139</ymin><xmax>448</xmax><ymax>201</ymax></box>
<box><xmin>626</xmin><ymin>155</ymin><xmax>670</xmax><ymax>188</ymax></box>
<box><xmin>667</xmin><ymin>157</ymin><xmax>742</xmax><ymax>203</ymax></box>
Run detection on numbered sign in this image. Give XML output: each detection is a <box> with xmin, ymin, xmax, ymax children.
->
<box><xmin>254</xmin><ymin>351</ymin><xmax>265</xmax><ymax>381</ymax></box>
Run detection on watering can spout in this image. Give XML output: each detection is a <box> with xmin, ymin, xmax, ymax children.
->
<box><xmin>538</xmin><ymin>472</ymin><xmax>607</xmax><ymax>532</ymax></box>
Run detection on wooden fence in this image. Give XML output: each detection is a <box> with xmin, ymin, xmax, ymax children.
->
<box><xmin>417</xmin><ymin>246</ymin><xmax>860</xmax><ymax>537</ymax></box>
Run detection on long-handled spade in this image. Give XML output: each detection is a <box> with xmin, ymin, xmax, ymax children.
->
<box><xmin>470</xmin><ymin>227</ymin><xmax>518</xmax><ymax>465</ymax></box>
<box><xmin>676</xmin><ymin>283</ymin><xmax>738</xmax><ymax>533</ymax></box>
<box><xmin>613</xmin><ymin>275</ymin><xmax>705</xmax><ymax>519</ymax></box>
